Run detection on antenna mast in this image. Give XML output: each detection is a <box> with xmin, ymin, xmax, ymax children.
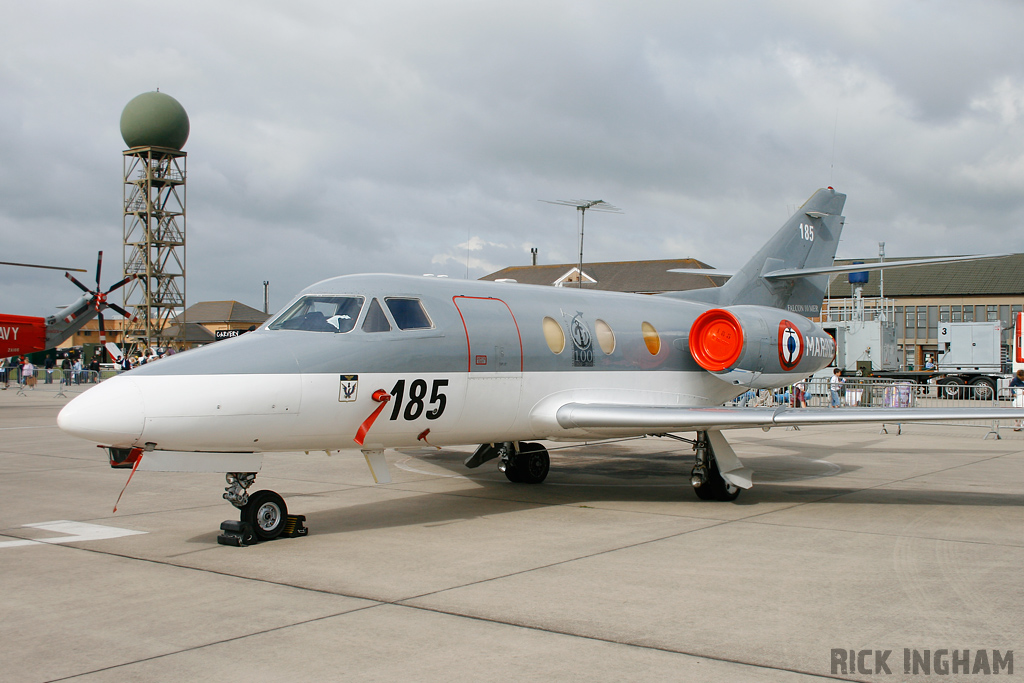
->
<box><xmin>541</xmin><ymin>199</ymin><xmax>622</xmax><ymax>288</ymax></box>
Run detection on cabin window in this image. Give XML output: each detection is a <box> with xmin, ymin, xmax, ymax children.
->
<box><xmin>595</xmin><ymin>319</ymin><xmax>615</xmax><ymax>354</ymax></box>
<box><xmin>642</xmin><ymin>322</ymin><xmax>661</xmax><ymax>355</ymax></box>
<box><xmin>269</xmin><ymin>295</ymin><xmax>364</xmax><ymax>333</ymax></box>
<box><xmin>362</xmin><ymin>298</ymin><xmax>392</xmax><ymax>332</ymax></box>
<box><xmin>543</xmin><ymin>317</ymin><xmax>565</xmax><ymax>354</ymax></box>
<box><xmin>385</xmin><ymin>297</ymin><xmax>433</xmax><ymax>330</ymax></box>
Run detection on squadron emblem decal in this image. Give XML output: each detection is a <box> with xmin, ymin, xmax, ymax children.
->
<box><xmin>339</xmin><ymin>374</ymin><xmax>359</xmax><ymax>402</ymax></box>
<box><xmin>570</xmin><ymin>314</ymin><xmax>594</xmax><ymax>367</ymax></box>
<box><xmin>778</xmin><ymin>321</ymin><xmax>803</xmax><ymax>371</ymax></box>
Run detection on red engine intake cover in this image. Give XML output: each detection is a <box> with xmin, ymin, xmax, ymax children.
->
<box><xmin>689</xmin><ymin>308</ymin><xmax>744</xmax><ymax>372</ymax></box>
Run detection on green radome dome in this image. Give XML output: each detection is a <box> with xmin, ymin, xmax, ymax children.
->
<box><xmin>120</xmin><ymin>91</ymin><xmax>190</xmax><ymax>150</ymax></box>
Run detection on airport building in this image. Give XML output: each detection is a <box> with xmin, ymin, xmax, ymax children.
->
<box><xmin>50</xmin><ymin>300</ymin><xmax>269</xmax><ymax>358</ymax></box>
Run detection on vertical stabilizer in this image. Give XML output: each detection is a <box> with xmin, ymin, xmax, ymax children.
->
<box><xmin>673</xmin><ymin>188</ymin><xmax>846</xmax><ymax>314</ymax></box>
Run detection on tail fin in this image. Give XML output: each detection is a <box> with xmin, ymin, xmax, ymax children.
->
<box><xmin>672</xmin><ymin>188</ymin><xmax>846</xmax><ymax>314</ymax></box>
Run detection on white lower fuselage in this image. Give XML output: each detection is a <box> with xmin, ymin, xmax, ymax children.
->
<box><xmin>59</xmin><ymin>369</ymin><xmax>732</xmax><ymax>453</ymax></box>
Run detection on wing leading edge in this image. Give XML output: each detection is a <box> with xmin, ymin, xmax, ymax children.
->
<box><xmin>554</xmin><ymin>403</ymin><xmax>1024</xmax><ymax>432</ymax></box>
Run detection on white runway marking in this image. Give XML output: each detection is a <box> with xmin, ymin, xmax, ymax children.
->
<box><xmin>0</xmin><ymin>520</ymin><xmax>146</xmax><ymax>549</ymax></box>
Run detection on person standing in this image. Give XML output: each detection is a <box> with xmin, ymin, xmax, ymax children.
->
<box><xmin>830</xmin><ymin>368</ymin><xmax>844</xmax><ymax>408</ymax></box>
<box><xmin>1010</xmin><ymin>370</ymin><xmax>1024</xmax><ymax>431</ymax></box>
<box><xmin>793</xmin><ymin>377</ymin><xmax>808</xmax><ymax>407</ymax></box>
<box><xmin>44</xmin><ymin>355</ymin><xmax>55</xmax><ymax>383</ymax></box>
<box><xmin>22</xmin><ymin>357</ymin><xmax>35</xmax><ymax>389</ymax></box>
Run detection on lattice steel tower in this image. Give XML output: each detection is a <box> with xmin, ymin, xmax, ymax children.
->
<box><xmin>119</xmin><ymin>91</ymin><xmax>190</xmax><ymax>352</ymax></box>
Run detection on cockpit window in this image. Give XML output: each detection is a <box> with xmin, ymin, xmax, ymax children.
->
<box><xmin>385</xmin><ymin>297</ymin><xmax>433</xmax><ymax>330</ymax></box>
<box><xmin>362</xmin><ymin>298</ymin><xmax>392</xmax><ymax>332</ymax></box>
<box><xmin>269</xmin><ymin>296</ymin><xmax>364</xmax><ymax>333</ymax></box>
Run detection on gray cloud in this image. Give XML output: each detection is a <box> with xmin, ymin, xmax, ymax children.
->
<box><xmin>2</xmin><ymin>0</ymin><xmax>1024</xmax><ymax>315</ymax></box>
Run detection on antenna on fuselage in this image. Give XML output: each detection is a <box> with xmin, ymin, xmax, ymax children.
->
<box><xmin>540</xmin><ymin>199</ymin><xmax>622</xmax><ymax>288</ymax></box>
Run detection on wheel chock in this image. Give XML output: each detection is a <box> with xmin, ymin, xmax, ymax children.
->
<box><xmin>216</xmin><ymin>515</ymin><xmax>308</xmax><ymax>546</ymax></box>
<box><xmin>217</xmin><ymin>519</ymin><xmax>257</xmax><ymax>546</ymax></box>
<box><xmin>281</xmin><ymin>514</ymin><xmax>308</xmax><ymax>538</ymax></box>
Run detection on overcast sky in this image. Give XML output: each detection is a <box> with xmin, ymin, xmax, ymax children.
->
<box><xmin>2</xmin><ymin>0</ymin><xmax>1024</xmax><ymax>316</ymax></box>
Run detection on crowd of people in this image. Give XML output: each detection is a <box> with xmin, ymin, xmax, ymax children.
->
<box><xmin>1</xmin><ymin>347</ymin><xmax>176</xmax><ymax>390</ymax></box>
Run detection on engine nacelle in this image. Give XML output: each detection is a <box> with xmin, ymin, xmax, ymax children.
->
<box><xmin>688</xmin><ymin>306</ymin><xmax>835</xmax><ymax>389</ymax></box>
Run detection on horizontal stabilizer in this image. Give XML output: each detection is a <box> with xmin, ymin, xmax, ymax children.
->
<box><xmin>762</xmin><ymin>253</ymin><xmax>1010</xmax><ymax>280</ymax></box>
<box><xmin>667</xmin><ymin>268</ymin><xmax>736</xmax><ymax>278</ymax></box>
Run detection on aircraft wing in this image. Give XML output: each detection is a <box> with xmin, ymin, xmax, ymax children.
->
<box><xmin>554</xmin><ymin>404</ymin><xmax>1024</xmax><ymax>432</ymax></box>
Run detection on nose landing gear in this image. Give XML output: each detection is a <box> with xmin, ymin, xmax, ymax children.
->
<box><xmin>217</xmin><ymin>472</ymin><xmax>307</xmax><ymax>546</ymax></box>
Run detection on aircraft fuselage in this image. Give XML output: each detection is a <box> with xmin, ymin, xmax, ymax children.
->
<box><xmin>58</xmin><ymin>273</ymin><xmax>830</xmax><ymax>453</ymax></box>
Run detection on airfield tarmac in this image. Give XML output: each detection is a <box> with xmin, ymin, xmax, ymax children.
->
<box><xmin>1</xmin><ymin>385</ymin><xmax>1022</xmax><ymax>683</ymax></box>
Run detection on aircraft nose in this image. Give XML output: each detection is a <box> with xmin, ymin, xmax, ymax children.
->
<box><xmin>57</xmin><ymin>376</ymin><xmax>146</xmax><ymax>447</ymax></box>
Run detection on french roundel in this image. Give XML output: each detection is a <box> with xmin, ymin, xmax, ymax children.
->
<box><xmin>778</xmin><ymin>320</ymin><xmax>803</xmax><ymax>371</ymax></box>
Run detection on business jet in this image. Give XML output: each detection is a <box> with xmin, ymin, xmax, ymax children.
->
<box><xmin>57</xmin><ymin>188</ymin><xmax>1023</xmax><ymax>543</ymax></box>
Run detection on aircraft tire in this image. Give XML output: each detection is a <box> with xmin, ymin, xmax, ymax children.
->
<box><xmin>693</xmin><ymin>460</ymin><xmax>741</xmax><ymax>502</ymax></box>
<box><xmin>716</xmin><ymin>480</ymin><xmax>741</xmax><ymax>502</ymax></box>
<box><xmin>506</xmin><ymin>443</ymin><xmax>549</xmax><ymax>484</ymax></box>
<box><xmin>242</xmin><ymin>490</ymin><xmax>288</xmax><ymax>541</ymax></box>
<box><xmin>693</xmin><ymin>483</ymin><xmax>719</xmax><ymax>500</ymax></box>
<box><xmin>503</xmin><ymin>464</ymin><xmax>524</xmax><ymax>483</ymax></box>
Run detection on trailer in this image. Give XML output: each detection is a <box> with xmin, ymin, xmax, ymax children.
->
<box><xmin>816</xmin><ymin>297</ymin><xmax>1018</xmax><ymax>400</ymax></box>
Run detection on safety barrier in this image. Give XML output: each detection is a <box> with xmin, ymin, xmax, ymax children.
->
<box><xmin>2</xmin><ymin>369</ymin><xmax>102</xmax><ymax>390</ymax></box>
<box><xmin>731</xmin><ymin>377</ymin><xmax>1023</xmax><ymax>439</ymax></box>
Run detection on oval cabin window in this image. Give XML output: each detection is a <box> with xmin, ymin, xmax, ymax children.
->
<box><xmin>543</xmin><ymin>317</ymin><xmax>565</xmax><ymax>354</ymax></box>
<box><xmin>642</xmin><ymin>321</ymin><xmax>661</xmax><ymax>355</ymax></box>
<box><xmin>595</xmin><ymin>319</ymin><xmax>615</xmax><ymax>355</ymax></box>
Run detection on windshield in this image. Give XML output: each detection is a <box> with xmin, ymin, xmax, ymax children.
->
<box><xmin>268</xmin><ymin>296</ymin><xmax>365</xmax><ymax>333</ymax></box>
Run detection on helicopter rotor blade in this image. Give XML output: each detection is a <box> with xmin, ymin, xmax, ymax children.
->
<box><xmin>105</xmin><ymin>274</ymin><xmax>136</xmax><ymax>293</ymax></box>
<box><xmin>106</xmin><ymin>303</ymin><xmax>134</xmax><ymax>320</ymax></box>
<box><xmin>65</xmin><ymin>272</ymin><xmax>93</xmax><ymax>294</ymax></box>
<box><xmin>0</xmin><ymin>261</ymin><xmax>87</xmax><ymax>272</ymax></box>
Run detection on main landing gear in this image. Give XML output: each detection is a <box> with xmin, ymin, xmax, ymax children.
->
<box><xmin>463</xmin><ymin>434</ymin><xmax>746</xmax><ymax>501</ymax></box>
<box><xmin>688</xmin><ymin>431</ymin><xmax>741</xmax><ymax>502</ymax></box>
<box><xmin>464</xmin><ymin>441</ymin><xmax>551</xmax><ymax>484</ymax></box>
<box><xmin>217</xmin><ymin>472</ymin><xmax>308</xmax><ymax>546</ymax></box>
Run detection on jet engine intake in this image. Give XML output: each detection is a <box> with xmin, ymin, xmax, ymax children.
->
<box><xmin>688</xmin><ymin>305</ymin><xmax>835</xmax><ymax>388</ymax></box>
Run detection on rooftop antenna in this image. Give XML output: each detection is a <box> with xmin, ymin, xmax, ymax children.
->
<box><xmin>879</xmin><ymin>242</ymin><xmax>885</xmax><ymax>301</ymax></box>
<box><xmin>540</xmin><ymin>199</ymin><xmax>622</xmax><ymax>288</ymax></box>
